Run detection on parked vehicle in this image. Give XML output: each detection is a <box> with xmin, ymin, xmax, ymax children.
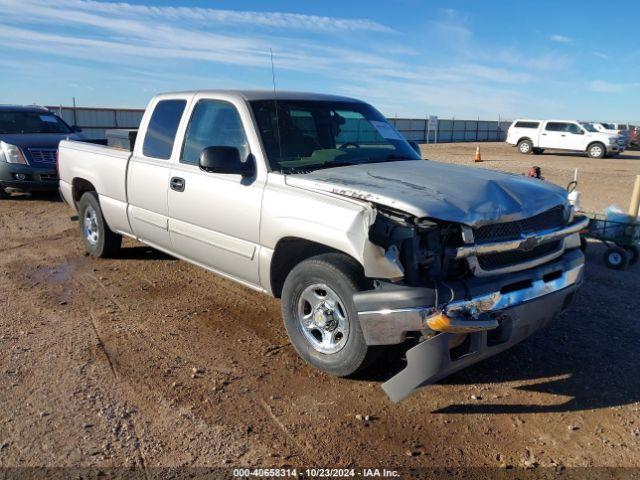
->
<box><xmin>506</xmin><ymin>119</ymin><xmax>625</xmax><ymax>158</ymax></box>
<box><xmin>58</xmin><ymin>91</ymin><xmax>587</xmax><ymax>402</ymax></box>
<box><xmin>630</xmin><ymin>127</ymin><xmax>640</xmax><ymax>148</ymax></box>
<box><xmin>0</xmin><ymin>105</ymin><xmax>83</xmax><ymax>198</ymax></box>
<box><xmin>588</xmin><ymin>122</ymin><xmax>630</xmax><ymax>146</ymax></box>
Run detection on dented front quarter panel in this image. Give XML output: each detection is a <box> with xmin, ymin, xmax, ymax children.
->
<box><xmin>259</xmin><ymin>174</ymin><xmax>404</xmax><ymax>293</ymax></box>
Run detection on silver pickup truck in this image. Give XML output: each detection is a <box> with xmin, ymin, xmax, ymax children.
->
<box><xmin>58</xmin><ymin>90</ymin><xmax>588</xmax><ymax>402</ymax></box>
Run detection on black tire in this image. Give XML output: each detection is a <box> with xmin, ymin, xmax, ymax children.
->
<box><xmin>281</xmin><ymin>252</ymin><xmax>377</xmax><ymax>377</ymax></box>
<box><xmin>532</xmin><ymin>148</ymin><xmax>544</xmax><ymax>155</ymax></box>
<box><xmin>580</xmin><ymin>236</ymin><xmax>588</xmax><ymax>252</ymax></box>
<box><xmin>603</xmin><ymin>246</ymin><xmax>629</xmax><ymax>270</ymax></box>
<box><xmin>0</xmin><ymin>186</ymin><xmax>9</xmax><ymax>199</ymax></box>
<box><xmin>517</xmin><ymin>139</ymin><xmax>533</xmax><ymax>155</ymax></box>
<box><xmin>624</xmin><ymin>245</ymin><xmax>639</xmax><ymax>265</ymax></box>
<box><xmin>77</xmin><ymin>192</ymin><xmax>122</xmax><ymax>258</ymax></box>
<box><xmin>587</xmin><ymin>142</ymin><xmax>606</xmax><ymax>159</ymax></box>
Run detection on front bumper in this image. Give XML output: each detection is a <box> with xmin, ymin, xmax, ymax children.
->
<box><xmin>0</xmin><ymin>162</ymin><xmax>58</xmax><ymax>192</ymax></box>
<box><xmin>607</xmin><ymin>144</ymin><xmax>626</xmax><ymax>153</ymax></box>
<box><xmin>354</xmin><ymin>248</ymin><xmax>584</xmax><ymax>402</ymax></box>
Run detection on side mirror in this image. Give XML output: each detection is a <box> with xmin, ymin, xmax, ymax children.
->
<box><xmin>72</xmin><ymin>125</ymin><xmax>82</xmax><ymax>133</ymax></box>
<box><xmin>199</xmin><ymin>146</ymin><xmax>255</xmax><ymax>177</ymax></box>
<box><xmin>408</xmin><ymin>140</ymin><xmax>421</xmax><ymax>155</ymax></box>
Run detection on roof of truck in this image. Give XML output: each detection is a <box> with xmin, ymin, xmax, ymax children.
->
<box><xmin>159</xmin><ymin>89</ymin><xmax>364</xmax><ymax>103</ymax></box>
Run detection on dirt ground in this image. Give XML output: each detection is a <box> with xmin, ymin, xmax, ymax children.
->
<box><xmin>0</xmin><ymin>143</ymin><xmax>639</xmax><ymax>474</ymax></box>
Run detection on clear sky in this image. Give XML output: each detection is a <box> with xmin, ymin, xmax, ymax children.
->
<box><xmin>0</xmin><ymin>0</ymin><xmax>638</xmax><ymax>121</ymax></box>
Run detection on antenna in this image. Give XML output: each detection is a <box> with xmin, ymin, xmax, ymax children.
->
<box><xmin>270</xmin><ymin>48</ymin><xmax>283</xmax><ymax>162</ymax></box>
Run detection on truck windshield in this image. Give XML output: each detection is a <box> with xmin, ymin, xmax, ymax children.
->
<box><xmin>0</xmin><ymin>111</ymin><xmax>73</xmax><ymax>134</ymax></box>
<box><xmin>580</xmin><ymin>123</ymin><xmax>598</xmax><ymax>133</ymax></box>
<box><xmin>250</xmin><ymin>100</ymin><xmax>420</xmax><ymax>173</ymax></box>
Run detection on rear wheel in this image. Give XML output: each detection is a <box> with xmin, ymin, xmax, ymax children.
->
<box><xmin>604</xmin><ymin>246</ymin><xmax>629</xmax><ymax>270</ymax></box>
<box><xmin>78</xmin><ymin>192</ymin><xmax>122</xmax><ymax>258</ymax></box>
<box><xmin>588</xmin><ymin>142</ymin><xmax>606</xmax><ymax>159</ymax></box>
<box><xmin>517</xmin><ymin>139</ymin><xmax>533</xmax><ymax>155</ymax></box>
<box><xmin>281</xmin><ymin>252</ymin><xmax>378</xmax><ymax>377</ymax></box>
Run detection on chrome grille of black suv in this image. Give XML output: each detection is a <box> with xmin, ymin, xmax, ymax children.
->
<box><xmin>474</xmin><ymin>206</ymin><xmax>566</xmax><ymax>243</ymax></box>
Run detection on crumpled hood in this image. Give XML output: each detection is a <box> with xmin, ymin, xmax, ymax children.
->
<box><xmin>285</xmin><ymin>160</ymin><xmax>569</xmax><ymax>227</ymax></box>
<box><xmin>0</xmin><ymin>133</ymin><xmax>81</xmax><ymax>149</ymax></box>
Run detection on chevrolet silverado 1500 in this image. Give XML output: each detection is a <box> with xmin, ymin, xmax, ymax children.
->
<box><xmin>58</xmin><ymin>90</ymin><xmax>588</xmax><ymax>402</ymax></box>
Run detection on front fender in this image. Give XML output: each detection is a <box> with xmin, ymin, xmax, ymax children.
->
<box><xmin>261</xmin><ymin>176</ymin><xmax>405</xmax><ymax>282</ymax></box>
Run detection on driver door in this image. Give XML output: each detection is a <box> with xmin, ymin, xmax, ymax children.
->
<box><xmin>167</xmin><ymin>97</ymin><xmax>265</xmax><ymax>287</ymax></box>
<box><xmin>565</xmin><ymin>123</ymin><xmax>587</xmax><ymax>150</ymax></box>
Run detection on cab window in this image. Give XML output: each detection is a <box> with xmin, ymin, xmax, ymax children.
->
<box><xmin>545</xmin><ymin>122</ymin><xmax>567</xmax><ymax>132</ymax></box>
<box><xmin>142</xmin><ymin>100</ymin><xmax>186</xmax><ymax>160</ymax></box>
<box><xmin>567</xmin><ymin>123</ymin><xmax>583</xmax><ymax>134</ymax></box>
<box><xmin>181</xmin><ymin>100</ymin><xmax>250</xmax><ymax>165</ymax></box>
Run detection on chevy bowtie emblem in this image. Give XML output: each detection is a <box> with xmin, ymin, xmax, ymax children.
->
<box><xmin>519</xmin><ymin>236</ymin><xmax>539</xmax><ymax>252</ymax></box>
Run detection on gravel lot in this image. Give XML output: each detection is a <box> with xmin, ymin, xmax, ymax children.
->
<box><xmin>0</xmin><ymin>143</ymin><xmax>639</xmax><ymax>474</ymax></box>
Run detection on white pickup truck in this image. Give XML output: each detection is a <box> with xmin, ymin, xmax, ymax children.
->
<box><xmin>507</xmin><ymin>119</ymin><xmax>626</xmax><ymax>158</ymax></box>
<box><xmin>58</xmin><ymin>90</ymin><xmax>588</xmax><ymax>402</ymax></box>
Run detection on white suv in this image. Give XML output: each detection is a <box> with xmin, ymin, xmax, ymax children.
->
<box><xmin>506</xmin><ymin>119</ymin><xmax>625</xmax><ymax>158</ymax></box>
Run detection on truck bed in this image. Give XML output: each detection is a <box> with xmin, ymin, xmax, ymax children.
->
<box><xmin>58</xmin><ymin>140</ymin><xmax>133</xmax><ymax>235</ymax></box>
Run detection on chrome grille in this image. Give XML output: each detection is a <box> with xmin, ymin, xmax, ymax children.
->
<box><xmin>478</xmin><ymin>241</ymin><xmax>561</xmax><ymax>270</ymax></box>
<box><xmin>474</xmin><ymin>206</ymin><xmax>566</xmax><ymax>243</ymax></box>
<box><xmin>28</xmin><ymin>148</ymin><xmax>57</xmax><ymax>165</ymax></box>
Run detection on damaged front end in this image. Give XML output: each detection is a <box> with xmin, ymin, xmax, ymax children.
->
<box><xmin>355</xmin><ymin>204</ymin><xmax>588</xmax><ymax>402</ymax></box>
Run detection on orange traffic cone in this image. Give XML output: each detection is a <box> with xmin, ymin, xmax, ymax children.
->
<box><xmin>474</xmin><ymin>146</ymin><xmax>482</xmax><ymax>162</ymax></box>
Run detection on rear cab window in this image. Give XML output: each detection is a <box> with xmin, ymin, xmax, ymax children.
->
<box><xmin>142</xmin><ymin>99</ymin><xmax>187</xmax><ymax>160</ymax></box>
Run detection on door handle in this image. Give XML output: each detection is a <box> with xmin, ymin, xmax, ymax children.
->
<box><xmin>561</xmin><ymin>134</ymin><xmax>566</xmax><ymax>137</ymax></box>
<box><xmin>541</xmin><ymin>133</ymin><xmax>547</xmax><ymax>136</ymax></box>
<box><xmin>170</xmin><ymin>177</ymin><xmax>185</xmax><ymax>192</ymax></box>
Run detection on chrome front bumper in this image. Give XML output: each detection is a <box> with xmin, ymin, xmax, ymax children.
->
<box><xmin>357</xmin><ymin>253</ymin><xmax>583</xmax><ymax>346</ymax></box>
<box><xmin>354</xmin><ymin>249</ymin><xmax>584</xmax><ymax>402</ymax></box>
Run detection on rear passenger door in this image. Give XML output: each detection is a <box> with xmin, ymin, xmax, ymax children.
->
<box><xmin>539</xmin><ymin>122</ymin><xmax>569</xmax><ymax>149</ymax></box>
<box><xmin>127</xmin><ymin>96</ymin><xmax>190</xmax><ymax>252</ymax></box>
<box><xmin>167</xmin><ymin>96</ymin><xmax>265</xmax><ymax>287</ymax></box>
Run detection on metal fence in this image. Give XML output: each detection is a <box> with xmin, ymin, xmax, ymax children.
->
<box><xmin>388</xmin><ymin>118</ymin><xmax>509</xmax><ymax>143</ymax></box>
<box><xmin>47</xmin><ymin>106</ymin><xmax>144</xmax><ymax>140</ymax></box>
<box><xmin>47</xmin><ymin>105</ymin><xmax>511</xmax><ymax>142</ymax></box>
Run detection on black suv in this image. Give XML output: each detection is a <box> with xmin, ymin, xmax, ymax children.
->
<box><xmin>0</xmin><ymin>105</ymin><xmax>82</xmax><ymax>198</ymax></box>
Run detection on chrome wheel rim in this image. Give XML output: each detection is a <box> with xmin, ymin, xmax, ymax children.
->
<box><xmin>609</xmin><ymin>252</ymin><xmax>622</xmax><ymax>265</ymax></box>
<box><xmin>591</xmin><ymin>146</ymin><xmax>602</xmax><ymax>157</ymax></box>
<box><xmin>520</xmin><ymin>143</ymin><xmax>530</xmax><ymax>153</ymax></box>
<box><xmin>84</xmin><ymin>205</ymin><xmax>99</xmax><ymax>246</ymax></box>
<box><xmin>297</xmin><ymin>283</ymin><xmax>349</xmax><ymax>354</ymax></box>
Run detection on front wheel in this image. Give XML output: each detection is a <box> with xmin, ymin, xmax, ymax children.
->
<box><xmin>78</xmin><ymin>192</ymin><xmax>122</xmax><ymax>258</ymax></box>
<box><xmin>281</xmin><ymin>252</ymin><xmax>377</xmax><ymax>377</ymax></box>
<box><xmin>588</xmin><ymin>143</ymin><xmax>606</xmax><ymax>159</ymax></box>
